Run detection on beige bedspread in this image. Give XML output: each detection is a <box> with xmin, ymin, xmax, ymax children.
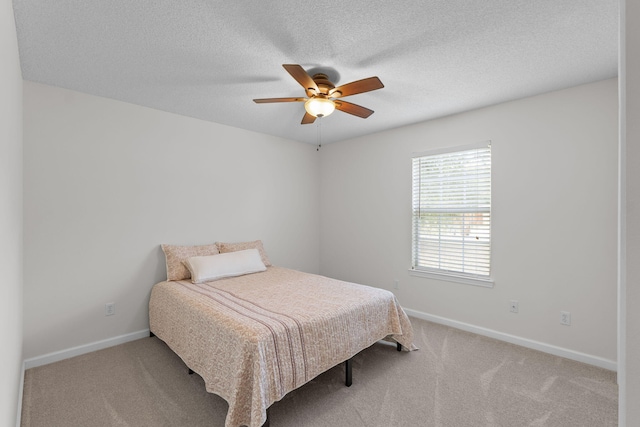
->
<box><xmin>149</xmin><ymin>266</ymin><xmax>416</xmax><ymax>427</ymax></box>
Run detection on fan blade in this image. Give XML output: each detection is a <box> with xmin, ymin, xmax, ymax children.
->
<box><xmin>253</xmin><ymin>97</ymin><xmax>305</xmax><ymax>103</ymax></box>
<box><xmin>334</xmin><ymin>100</ymin><xmax>374</xmax><ymax>118</ymax></box>
<box><xmin>283</xmin><ymin>64</ymin><xmax>319</xmax><ymax>96</ymax></box>
<box><xmin>330</xmin><ymin>77</ymin><xmax>384</xmax><ymax>98</ymax></box>
<box><xmin>301</xmin><ymin>112</ymin><xmax>316</xmax><ymax>124</ymax></box>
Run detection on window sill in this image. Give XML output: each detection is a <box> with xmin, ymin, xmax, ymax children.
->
<box><xmin>408</xmin><ymin>268</ymin><xmax>494</xmax><ymax>288</ymax></box>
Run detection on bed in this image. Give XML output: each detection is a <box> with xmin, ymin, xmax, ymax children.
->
<box><xmin>149</xmin><ymin>243</ymin><xmax>416</xmax><ymax>427</ymax></box>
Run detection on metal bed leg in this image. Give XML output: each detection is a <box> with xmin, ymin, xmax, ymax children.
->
<box><xmin>345</xmin><ymin>358</ymin><xmax>352</xmax><ymax>387</ymax></box>
<box><xmin>188</xmin><ymin>368</ymin><xmax>194</xmax><ymax>375</ymax></box>
<box><xmin>149</xmin><ymin>331</ymin><xmax>155</xmax><ymax>338</ymax></box>
<box><xmin>397</xmin><ymin>342</ymin><xmax>402</xmax><ymax>352</ymax></box>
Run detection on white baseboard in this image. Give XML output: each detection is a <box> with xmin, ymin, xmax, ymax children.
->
<box><xmin>404</xmin><ymin>308</ymin><xmax>617</xmax><ymax>372</ymax></box>
<box><xmin>23</xmin><ymin>329</ymin><xmax>150</xmax><ymax>370</ymax></box>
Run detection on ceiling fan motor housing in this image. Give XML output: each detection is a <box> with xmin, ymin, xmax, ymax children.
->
<box><xmin>310</xmin><ymin>73</ymin><xmax>335</xmax><ymax>96</ymax></box>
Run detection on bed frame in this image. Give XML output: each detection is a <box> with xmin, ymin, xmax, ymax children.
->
<box><xmin>151</xmin><ymin>331</ymin><xmax>402</xmax><ymax>427</ymax></box>
<box><xmin>149</xmin><ymin>267</ymin><xmax>415</xmax><ymax>427</ymax></box>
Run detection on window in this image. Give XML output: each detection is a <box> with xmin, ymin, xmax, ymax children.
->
<box><xmin>411</xmin><ymin>141</ymin><xmax>492</xmax><ymax>285</ymax></box>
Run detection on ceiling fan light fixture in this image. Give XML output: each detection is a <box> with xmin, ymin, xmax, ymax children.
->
<box><xmin>254</xmin><ymin>64</ymin><xmax>384</xmax><ymax>124</ymax></box>
<box><xmin>304</xmin><ymin>96</ymin><xmax>335</xmax><ymax>118</ymax></box>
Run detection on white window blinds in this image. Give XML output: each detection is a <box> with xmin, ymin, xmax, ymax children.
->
<box><xmin>412</xmin><ymin>142</ymin><xmax>491</xmax><ymax>279</ymax></box>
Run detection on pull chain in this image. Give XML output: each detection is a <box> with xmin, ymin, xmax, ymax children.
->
<box><xmin>316</xmin><ymin>118</ymin><xmax>322</xmax><ymax>151</ymax></box>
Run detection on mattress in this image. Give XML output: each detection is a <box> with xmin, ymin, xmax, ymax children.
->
<box><xmin>149</xmin><ymin>266</ymin><xmax>416</xmax><ymax>427</ymax></box>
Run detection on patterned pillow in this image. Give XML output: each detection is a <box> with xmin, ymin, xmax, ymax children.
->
<box><xmin>216</xmin><ymin>240</ymin><xmax>271</xmax><ymax>267</ymax></box>
<box><xmin>161</xmin><ymin>244</ymin><xmax>219</xmax><ymax>281</ymax></box>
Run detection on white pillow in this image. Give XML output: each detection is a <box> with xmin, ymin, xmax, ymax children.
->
<box><xmin>183</xmin><ymin>249</ymin><xmax>267</xmax><ymax>284</ymax></box>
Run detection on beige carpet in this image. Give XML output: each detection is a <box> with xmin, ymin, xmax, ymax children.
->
<box><xmin>21</xmin><ymin>317</ymin><xmax>617</xmax><ymax>426</ymax></box>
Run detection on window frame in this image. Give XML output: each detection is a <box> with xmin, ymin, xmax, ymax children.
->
<box><xmin>409</xmin><ymin>141</ymin><xmax>494</xmax><ymax>288</ymax></box>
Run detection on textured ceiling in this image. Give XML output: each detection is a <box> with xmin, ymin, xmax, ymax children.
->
<box><xmin>13</xmin><ymin>0</ymin><xmax>618</xmax><ymax>144</ymax></box>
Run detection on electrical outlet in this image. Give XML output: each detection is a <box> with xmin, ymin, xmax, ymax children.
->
<box><xmin>393</xmin><ymin>279</ymin><xmax>399</xmax><ymax>290</ymax></box>
<box><xmin>509</xmin><ymin>300</ymin><xmax>519</xmax><ymax>313</ymax></box>
<box><xmin>560</xmin><ymin>311</ymin><xmax>571</xmax><ymax>326</ymax></box>
<box><xmin>105</xmin><ymin>303</ymin><xmax>115</xmax><ymax>316</ymax></box>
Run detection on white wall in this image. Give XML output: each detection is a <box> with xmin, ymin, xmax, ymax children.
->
<box><xmin>23</xmin><ymin>82</ymin><xmax>320</xmax><ymax>359</ymax></box>
<box><xmin>619</xmin><ymin>0</ymin><xmax>640</xmax><ymax>423</ymax></box>
<box><xmin>0</xmin><ymin>0</ymin><xmax>23</xmax><ymax>424</ymax></box>
<box><xmin>320</xmin><ymin>79</ymin><xmax>618</xmax><ymax>364</ymax></box>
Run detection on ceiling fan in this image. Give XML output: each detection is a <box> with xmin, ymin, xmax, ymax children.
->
<box><xmin>253</xmin><ymin>64</ymin><xmax>384</xmax><ymax>125</ymax></box>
